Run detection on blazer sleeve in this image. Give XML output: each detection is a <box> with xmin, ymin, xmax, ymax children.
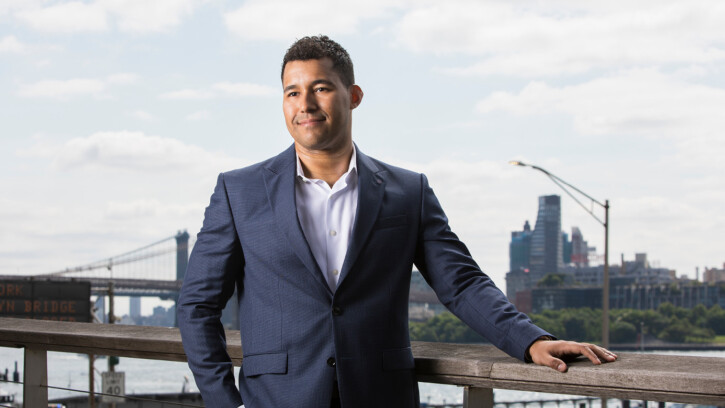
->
<box><xmin>177</xmin><ymin>173</ymin><xmax>245</xmax><ymax>407</ymax></box>
<box><xmin>413</xmin><ymin>173</ymin><xmax>550</xmax><ymax>361</ymax></box>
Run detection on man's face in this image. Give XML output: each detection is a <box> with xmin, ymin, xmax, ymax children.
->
<box><xmin>282</xmin><ymin>58</ymin><xmax>362</xmax><ymax>153</ymax></box>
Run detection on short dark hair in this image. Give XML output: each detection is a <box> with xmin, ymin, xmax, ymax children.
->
<box><xmin>281</xmin><ymin>35</ymin><xmax>355</xmax><ymax>87</ymax></box>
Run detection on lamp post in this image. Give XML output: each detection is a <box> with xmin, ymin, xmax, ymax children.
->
<box><xmin>509</xmin><ymin>160</ymin><xmax>610</xmax><ymax>348</ymax></box>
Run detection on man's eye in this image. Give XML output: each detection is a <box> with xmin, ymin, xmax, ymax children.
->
<box><xmin>287</xmin><ymin>91</ymin><xmax>299</xmax><ymax>97</ymax></box>
<box><xmin>314</xmin><ymin>87</ymin><xmax>328</xmax><ymax>92</ymax></box>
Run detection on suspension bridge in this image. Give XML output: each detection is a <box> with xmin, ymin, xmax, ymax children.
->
<box><xmin>0</xmin><ymin>231</ymin><xmax>192</xmax><ymax>299</ymax></box>
<box><xmin>0</xmin><ymin>230</ymin><xmax>441</xmax><ymax>328</ymax></box>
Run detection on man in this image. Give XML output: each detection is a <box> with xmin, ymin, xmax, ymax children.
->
<box><xmin>177</xmin><ymin>35</ymin><xmax>616</xmax><ymax>408</ymax></box>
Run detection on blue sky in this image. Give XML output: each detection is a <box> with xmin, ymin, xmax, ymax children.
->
<box><xmin>2</xmin><ymin>0</ymin><xmax>724</xmax><ymax>295</ymax></box>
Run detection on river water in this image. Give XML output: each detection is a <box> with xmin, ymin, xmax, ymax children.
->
<box><xmin>0</xmin><ymin>347</ymin><xmax>723</xmax><ymax>406</ymax></box>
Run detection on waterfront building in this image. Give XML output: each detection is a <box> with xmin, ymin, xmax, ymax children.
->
<box><xmin>562</xmin><ymin>231</ymin><xmax>572</xmax><ymax>265</ymax></box>
<box><xmin>130</xmin><ymin>296</ymin><xmax>141</xmax><ymax>320</ymax></box>
<box><xmin>505</xmin><ymin>267</ymin><xmax>531</xmax><ymax>304</ymax></box>
<box><xmin>570</xmin><ymin>227</ymin><xmax>589</xmax><ymax>267</ymax></box>
<box><xmin>509</xmin><ymin>220</ymin><xmax>532</xmax><ymax>273</ymax></box>
<box><xmin>704</xmin><ymin>263</ymin><xmax>725</xmax><ymax>283</ymax></box>
<box><xmin>529</xmin><ymin>195</ymin><xmax>564</xmax><ymax>283</ymax></box>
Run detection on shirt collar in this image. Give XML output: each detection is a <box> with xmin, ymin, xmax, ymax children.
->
<box><xmin>296</xmin><ymin>145</ymin><xmax>358</xmax><ymax>184</ymax></box>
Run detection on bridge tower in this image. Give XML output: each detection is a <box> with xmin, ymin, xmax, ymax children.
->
<box><xmin>175</xmin><ymin>230</ymin><xmax>190</xmax><ymax>281</ymax></box>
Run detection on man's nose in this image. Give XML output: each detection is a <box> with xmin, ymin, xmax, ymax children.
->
<box><xmin>301</xmin><ymin>91</ymin><xmax>318</xmax><ymax>112</ymax></box>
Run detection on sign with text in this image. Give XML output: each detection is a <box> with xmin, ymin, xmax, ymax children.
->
<box><xmin>0</xmin><ymin>280</ymin><xmax>91</xmax><ymax>322</ymax></box>
<box><xmin>101</xmin><ymin>371</ymin><xmax>125</xmax><ymax>403</ymax></box>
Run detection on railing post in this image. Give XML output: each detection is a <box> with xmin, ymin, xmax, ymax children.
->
<box><xmin>463</xmin><ymin>386</ymin><xmax>494</xmax><ymax>408</ymax></box>
<box><xmin>23</xmin><ymin>346</ymin><xmax>48</xmax><ymax>407</ymax></box>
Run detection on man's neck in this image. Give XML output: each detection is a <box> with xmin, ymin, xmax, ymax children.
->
<box><xmin>296</xmin><ymin>143</ymin><xmax>354</xmax><ymax>188</ymax></box>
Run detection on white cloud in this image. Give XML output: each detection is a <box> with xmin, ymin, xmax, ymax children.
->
<box><xmin>186</xmin><ymin>110</ymin><xmax>211</xmax><ymax>121</ymax></box>
<box><xmin>107</xmin><ymin>73</ymin><xmax>139</xmax><ymax>84</ymax></box>
<box><xmin>160</xmin><ymin>82</ymin><xmax>276</xmax><ymax>100</ymax></box>
<box><xmin>224</xmin><ymin>0</ymin><xmax>401</xmax><ymax>41</ymax></box>
<box><xmin>396</xmin><ymin>1</ymin><xmax>725</xmax><ymax>77</ymax></box>
<box><xmin>99</xmin><ymin>0</ymin><xmax>201</xmax><ymax>33</ymax></box>
<box><xmin>212</xmin><ymin>82</ymin><xmax>276</xmax><ymax>97</ymax></box>
<box><xmin>0</xmin><ymin>35</ymin><xmax>25</xmax><ymax>53</ymax></box>
<box><xmin>105</xmin><ymin>198</ymin><xmax>198</xmax><ymax>219</ymax></box>
<box><xmin>18</xmin><ymin>78</ymin><xmax>107</xmax><ymax>99</ymax></box>
<box><xmin>476</xmin><ymin>69</ymin><xmax>725</xmax><ymax>139</ymax></box>
<box><xmin>15</xmin><ymin>2</ymin><xmax>109</xmax><ymax>33</ymax></box>
<box><xmin>43</xmin><ymin>131</ymin><xmax>241</xmax><ymax>174</ymax></box>
<box><xmin>12</xmin><ymin>0</ymin><xmax>204</xmax><ymax>34</ymax></box>
<box><xmin>159</xmin><ymin>89</ymin><xmax>215</xmax><ymax>100</ymax></box>
<box><xmin>130</xmin><ymin>110</ymin><xmax>154</xmax><ymax>121</ymax></box>
<box><xmin>18</xmin><ymin>73</ymin><xmax>137</xmax><ymax>100</ymax></box>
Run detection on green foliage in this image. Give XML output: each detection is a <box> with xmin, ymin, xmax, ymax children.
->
<box><xmin>410</xmin><ymin>304</ymin><xmax>725</xmax><ymax>344</ymax></box>
<box><xmin>705</xmin><ymin>305</ymin><xmax>725</xmax><ymax>335</ymax></box>
<box><xmin>526</xmin><ymin>304</ymin><xmax>722</xmax><ymax>344</ymax></box>
<box><xmin>530</xmin><ymin>315</ymin><xmax>565</xmax><ymax>338</ymax></box>
<box><xmin>611</xmin><ymin>321</ymin><xmax>637</xmax><ymax>343</ymax></box>
<box><xmin>409</xmin><ymin>312</ymin><xmax>486</xmax><ymax>343</ymax></box>
<box><xmin>537</xmin><ymin>274</ymin><xmax>567</xmax><ymax>287</ymax></box>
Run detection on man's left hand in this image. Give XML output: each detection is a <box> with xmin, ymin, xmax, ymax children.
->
<box><xmin>528</xmin><ymin>339</ymin><xmax>617</xmax><ymax>372</ymax></box>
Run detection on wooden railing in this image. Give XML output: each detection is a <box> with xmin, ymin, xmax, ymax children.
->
<box><xmin>0</xmin><ymin>317</ymin><xmax>723</xmax><ymax>407</ymax></box>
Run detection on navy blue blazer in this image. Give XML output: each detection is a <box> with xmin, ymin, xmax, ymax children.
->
<box><xmin>177</xmin><ymin>145</ymin><xmax>549</xmax><ymax>408</ymax></box>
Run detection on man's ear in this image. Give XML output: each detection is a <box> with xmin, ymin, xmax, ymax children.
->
<box><xmin>349</xmin><ymin>85</ymin><xmax>364</xmax><ymax>109</ymax></box>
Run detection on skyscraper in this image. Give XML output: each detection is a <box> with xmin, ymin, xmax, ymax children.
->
<box><xmin>509</xmin><ymin>220</ymin><xmax>532</xmax><ymax>272</ymax></box>
<box><xmin>529</xmin><ymin>195</ymin><xmax>563</xmax><ymax>282</ymax></box>
<box><xmin>570</xmin><ymin>226</ymin><xmax>589</xmax><ymax>267</ymax></box>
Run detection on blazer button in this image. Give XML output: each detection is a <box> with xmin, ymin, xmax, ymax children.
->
<box><xmin>332</xmin><ymin>306</ymin><xmax>342</xmax><ymax>316</ymax></box>
<box><xmin>327</xmin><ymin>357</ymin><xmax>336</xmax><ymax>367</ymax></box>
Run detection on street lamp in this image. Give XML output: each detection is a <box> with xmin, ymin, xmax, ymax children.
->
<box><xmin>509</xmin><ymin>160</ymin><xmax>610</xmax><ymax>348</ymax></box>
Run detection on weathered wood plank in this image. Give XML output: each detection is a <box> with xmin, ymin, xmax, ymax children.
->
<box><xmin>411</xmin><ymin>341</ymin><xmax>725</xmax><ymax>403</ymax></box>
<box><xmin>1</xmin><ymin>318</ymin><xmax>723</xmax><ymax>405</ymax></box>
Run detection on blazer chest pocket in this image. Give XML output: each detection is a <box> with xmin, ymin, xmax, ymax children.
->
<box><xmin>374</xmin><ymin>214</ymin><xmax>408</xmax><ymax>230</ymax></box>
<box><xmin>242</xmin><ymin>351</ymin><xmax>288</xmax><ymax>377</ymax></box>
<box><xmin>382</xmin><ymin>347</ymin><xmax>415</xmax><ymax>371</ymax></box>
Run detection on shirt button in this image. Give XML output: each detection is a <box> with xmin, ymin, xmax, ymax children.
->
<box><xmin>327</xmin><ymin>357</ymin><xmax>336</xmax><ymax>367</ymax></box>
<box><xmin>332</xmin><ymin>269</ymin><xmax>339</xmax><ymax>276</ymax></box>
<box><xmin>330</xmin><ymin>230</ymin><xmax>337</xmax><ymax>236</ymax></box>
<box><xmin>332</xmin><ymin>306</ymin><xmax>342</xmax><ymax>316</ymax></box>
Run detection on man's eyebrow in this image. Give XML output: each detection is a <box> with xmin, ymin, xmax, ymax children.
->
<box><xmin>283</xmin><ymin>79</ymin><xmax>336</xmax><ymax>93</ymax></box>
<box><xmin>311</xmin><ymin>79</ymin><xmax>335</xmax><ymax>87</ymax></box>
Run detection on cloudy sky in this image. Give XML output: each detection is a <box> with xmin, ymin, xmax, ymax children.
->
<box><xmin>2</xmin><ymin>0</ymin><xmax>724</xmax><ymax>296</ymax></box>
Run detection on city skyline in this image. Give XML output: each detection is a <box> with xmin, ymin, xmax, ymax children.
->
<box><xmin>2</xmin><ymin>1</ymin><xmax>724</xmax><ymax>292</ymax></box>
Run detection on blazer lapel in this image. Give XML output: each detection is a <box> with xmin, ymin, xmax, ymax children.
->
<box><xmin>262</xmin><ymin>145</ymin><xmax>331</xmax><ymax>293</ymax></box>
<box><xmin>338</xmin><ymin>148</ymin><xmax>386</xmax><ymax>287</ymax></box>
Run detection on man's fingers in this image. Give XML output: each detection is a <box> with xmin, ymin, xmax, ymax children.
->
<box><xmin>592</xmin><ymin>345</ymin><xmax>618</xmax><ymax>362</ymax></box>
<box><xmin>548</xmin><ymin>357</ymin><xmax>567</xmax><ymax>372</ymax></box>
<box><xmin>577</xmin><ymin>344</ymin><xmax>603</xmax><ymax>365</ymax></box>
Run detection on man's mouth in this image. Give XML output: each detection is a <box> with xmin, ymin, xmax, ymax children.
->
<box><xmin>297</xmin><ymin>117</ymin><xmax>325</xmax><ymax>126</ymax></box>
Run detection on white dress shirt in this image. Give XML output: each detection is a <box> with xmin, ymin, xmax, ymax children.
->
<box><xmin>294</xmin><ymin>147</ymin><xmax>359</xmax><ymax>291</ymax></box>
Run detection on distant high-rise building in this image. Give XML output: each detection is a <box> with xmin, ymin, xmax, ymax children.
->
<box><xmin>130</xmin><ymin>296</ymin><xmax>141</xmax><ymax>319</ymax></box>
<box><xmin>570</xmin><ymin>227</ymin><xmax>589</xmax><ymax>267</ymax></box>
<box><xmin>562</xmin><ymin>231</ymin><xmax>571</xmax><ymax>265</ymax></box>
<box><xmin>529</xmin><ymin>195</ymin><xmax>563</xmax><ymax>282</ymax></box>
<box><xmin>704</xmin><ymin>263</ymin><xmax>725</xmax><ymax>283</ymax></box>
<box><xmin>509</xmin><ymin>220</ymin><xmax>532</xmax><ymax>272</ymax></box>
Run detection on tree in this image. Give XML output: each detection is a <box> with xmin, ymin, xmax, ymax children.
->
<box><xmin>705</xmin><ymin>305</ymin><xmax>725</xmax><ymax>335</ymax></box>
<box><xmin>610</xmin><ymin>321</ymin><xmax>637</xmax><ymax>343</ymax></box>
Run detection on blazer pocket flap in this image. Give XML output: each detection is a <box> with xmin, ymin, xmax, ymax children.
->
<box><xmin>374</xmin><ymin>214</ymin><xmax>408</xmax><ymax>230</ymax></box>
<box><xmin>243</xmin><ymin>352</ymin><xmax>288</xmax><ymax>377</ymax></box>
<box><xmin>382</xmin><ymin>347</ymin><xmax>415</xmax><ymax>371</ymax></box>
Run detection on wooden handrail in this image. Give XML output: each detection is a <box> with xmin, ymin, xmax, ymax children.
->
<box><xmin>0</xmin><ymin>317</ymin><xmax>723</xmax><ymax>405</ymax></box>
